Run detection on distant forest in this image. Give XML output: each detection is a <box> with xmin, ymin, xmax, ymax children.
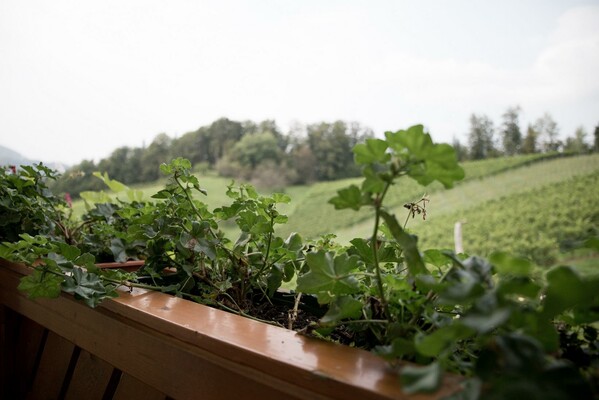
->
<box><xmin>52</xmin><ymin>110</ymin><xmax>599</xmax><ymax>197</ymax></box>
<box><xmin>53</xmin><ymin>118</ymin><xmax>373</xmax><ymax>196</ymax></box>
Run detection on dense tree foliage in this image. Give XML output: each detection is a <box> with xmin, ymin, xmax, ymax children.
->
<box><xmin>500</xmin><ymin>106</ymin><xmax>522</xmax><ymax>155</ymax></box>
<box><xmin>467</xmin><ymin>114</ymin><xmax>495</xmax><ymax>160</ymax></box>
<box><xmin>49</xmin><ymin>111</ymin><xmax>595</xmax><ymax>197</ymax></box>
<box><xmin>52</xmin><ymin>118</ymin><xmax>372</xmax><ymax>196</ymax></box>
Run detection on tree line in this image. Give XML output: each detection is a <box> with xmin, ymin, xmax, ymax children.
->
<box><xmin>455</xmin><ymin>107</ymin><xmax>599</xmax><ymax>161</ymax></box>
<box><xmin>52</xmin><ymin>118</ymin><xmax>373</xmax><ymax>196</ymax></box>
<box><xmin>53</xmin><ymin>113</ymin><xmax>599</xmax><ymax>197</ymax></box>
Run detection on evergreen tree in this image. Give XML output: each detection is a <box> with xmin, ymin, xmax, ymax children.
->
<box><xmin>521</xmin><ymin>125</ymin><xmax>538</xmax><ymax>154</ymax></box>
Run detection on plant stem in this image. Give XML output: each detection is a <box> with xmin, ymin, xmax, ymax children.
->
<box><xmin>371</xmin><ymin>181</ymin><xmax>393</xmax><ymax>321</ymax></box>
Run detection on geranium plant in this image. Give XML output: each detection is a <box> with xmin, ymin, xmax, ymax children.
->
<box><xmin>1</xmin><ymin>125</ymin><xmax>597</xmax><ymax>398</ymax></box>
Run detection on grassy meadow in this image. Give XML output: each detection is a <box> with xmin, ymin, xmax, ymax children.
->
<box><xmin>70</xmin><ymin>153</ymin><xmax>599</xmax><ymax>272</ymax></box>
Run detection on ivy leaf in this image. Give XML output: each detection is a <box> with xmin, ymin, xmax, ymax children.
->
<box><xmin>62</xmin><ymin>268</ymin><xmax>116</xmax><ymax>308</ymax></box>
<box><xmin>180</xmin><ymin>231</ymin><xmax>217</xmax><ymax>260</ymax></box>
<box><xmin>380</xmin><ymin>210</ymin><xmax>427</xmax><ymax>276</ymax></box>
<box><xmin>328</xmin><ymin>185</ymin><xmax>365</xmax><ymax>211</ymax></box>
<box><xmin>18</xmin><ymin>269</ymin><xmax>63</xmax><ymax>299</ymax></box>
<box><xmin>320</xmin><ymin>296</ymin><xmax>363</xmax><ymax>324</ymax></box>
<box><xmin>353</xmin><ymin>138</ymin><xmax>390</xmax><ymax>165</ymax></box>
<box><xmin>110</xmin><ymin>238</ymin><xmax>128</xmax><ymax>263</ymax></box>
<box><xmin>296</xmin><ymin>251</ymin><xmax>361</xmax><ymax>299</ymax></box>
<box><xmin>400</xmin><ymin>362</ymin><xmax>442</xmax><ymax>394</ymax></box>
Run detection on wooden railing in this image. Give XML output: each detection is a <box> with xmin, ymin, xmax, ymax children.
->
<box><xmin>0</xmin><ymin>259</ymin><xmax>460</xmax><ymax>400</ymax></box>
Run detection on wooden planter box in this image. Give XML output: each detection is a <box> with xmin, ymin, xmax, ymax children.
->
<box><xmin>0</xmin><ymin>259</ymin><xmax>461</xmax><ymax>399</ymax></box>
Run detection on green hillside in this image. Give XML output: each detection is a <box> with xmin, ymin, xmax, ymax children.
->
<box><xmin>278</xmin><ymin>153</ymin><xmax>592</xmax><ymax>238</ymax></box>
<box><xmin>323</xmin><ymin>154</ymin><xmax>599</xmax><ymax>268</ymax></box>
<box><xmin>72</xmin><ymin>153</ymin><xmax>599</xmax><ymax>268</ymax></box>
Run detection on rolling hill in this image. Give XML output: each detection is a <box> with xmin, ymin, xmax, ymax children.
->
<box><xmin>71</xmin><ymin>153</ymin><xmax>599</xmax><ymax>269</ymax></box>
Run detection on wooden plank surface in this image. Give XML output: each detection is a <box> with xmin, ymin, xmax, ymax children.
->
<box><xmin>16</xmin><ymin>316</ymin><xmax>47</xmax><ymax>395</ymax></box>
<box><xmin>0</xmin><ymin>259</ymin><xmax>461</xmax><ymax>400</ymax></box>
<box><xmin>112</xmin><ymin>373</ymin><xmax>166</xmax><ymax>400</ymax></box>
<box><xmin>65</xmin><ymin>350</ymin><xmax>115</xmax><ymax>400</ymax></box>
<box><xmin>27</xmin><ymin>331</ymin><xmax>77</xmax><ymax>400</ymax></box>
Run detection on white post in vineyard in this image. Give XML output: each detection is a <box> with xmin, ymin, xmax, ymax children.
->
<box><xmin>454</xmin><ymin>221</ymin><xmax>466</xmax><ymax>254</ymax></box>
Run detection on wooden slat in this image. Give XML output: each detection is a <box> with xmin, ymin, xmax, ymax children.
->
<box><xmin>27</xmin><ymin>331</ymin><xmax>77</xmax><ymax>400</ymax></box>
<box><xmin>0</xmin><ymin>305</ymin><xmax>18</xmax><ymax>399</ymax></box>
<box><xmin>16</xmin><ymin>316</ymin><xmax>47</xmax><ymax>394</ymax></box>
<box><xmin>112</xmin><ymin>373</ymin><xmax>166</xmax><ymax>400</ymax></box>
<box><xmin>65</xmin><ymin>350</ymin><xmax>115</xmax><ymax>400</ymax></box>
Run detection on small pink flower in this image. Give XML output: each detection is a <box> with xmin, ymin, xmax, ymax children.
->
<box><xmin>65</xmin><ymin>193</ymin><xmax>73</xmax><ymax>208</ymax></box>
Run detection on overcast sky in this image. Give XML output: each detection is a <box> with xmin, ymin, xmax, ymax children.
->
<box><xmin>1</xmin><ymin>0</ymin><xmax>598</xmax><ymax>165</ymax></box>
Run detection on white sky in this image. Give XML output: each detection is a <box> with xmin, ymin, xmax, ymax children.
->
<box><xmin>1</xmin><ymin>0</ymin><xmax>598</xmax><ymax>165</ymax></box>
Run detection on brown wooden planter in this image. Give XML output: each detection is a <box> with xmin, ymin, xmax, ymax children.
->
<box><xmin>95</xmin><ymin>260</ymin><xmax>146</xmax><ymax>272</ymax></box>
<box><xmin>0</xmin><ymin>259</ymin><xmax>461</xmax><ymax>400</ymax></box>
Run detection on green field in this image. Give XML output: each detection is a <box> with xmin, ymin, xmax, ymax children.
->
<box><xmin>71</xmin><ymin>153</ymin><xmax>599</xmax><ymax>270</ymax></box>
<box><xmin>278</xmin><ymin>153</ymin><xmax>598</xmax><ymax>239</ymax></box>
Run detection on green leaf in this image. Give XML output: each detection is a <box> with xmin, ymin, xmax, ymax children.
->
<box><xmin>361</xmin><ymin>166</ymin><xmax>386</xmax><ymax>194</ymax></box>
<box><xmin>109</xmin><ymin>238</ymin><xmax>128</xmax><ymax>263</ymax></box>
<box><xmin>380</xmin><ymin>210</ymin><xmax>427</xmax><ymax>276</ymax></box>
<box><xmin>374</xmin><ymin>337</ymin><xmax>416</xmax><ymax>360</ymax></box>
<box><xmin>353</xmin><ymin>138</ymin><xmax>390</xmax><ymax>165</ymax></box>
<box><xmin>284</xmin><ymin>232</ymin><xmax>303</xmax><ymax>252</ymax></box>
<box><xmin>271</xmin><ymin>193</ymin><xmax>291</xmax><ymax>204</ymax></box>
<box><xmin>92</xmin><ymin>171</ymin><xmax>129</xmax><ymax>193</ymax></box>
<box><xmin>56</xmin><ymin>242</ymin><xmax>81</xmax><ymax>261</ymax></box>
<box><xmin>423</xmin><ymin>249</ymin><xmax>452</xmax><ymax>268</ymax></box>
<box><xmin>62</xmin><ymin>268</ymin><xmax>116</xmax><ymax>308</ymax></box>
<box><xmin>320</xmin><ymin>296</ymin><xmax>363</xmax><ymax>324</ymax></box>
<box><xmin>543</xmin><ymin>266</ymin><xmax>586</xmax><ymax>318</ymax></box>
<box><xmin>74</xmin><ymin>253</ymin><xmax>97</xmax><ymax>269</ymax></box>
<box><xmin>296</xmin><ymin>251</ymin><xmax>361</xmax><ymax>299</ymax></box>
<box><xmin>490</xmin><ymin>252</ymin><xmax>533</xmax><ymax>276</ymax></box>
<box><xmin>385</xmin><ymin>125</ymin><xmax>465</xmax><ymax>188</ymax></box>
<box><xmin>386</xmin><ymin>125</ymin><xmax>432</xmax><ymax>158</ymax></box>
<box><xmin>497</xmin><ymin>277</ymin><xmax>541</xmax><ymax>299</ymax></box>
<box><xmin>420</xmin><ymin>143</ymin><xmax>465</xmax><ymax>188</ymax></box>
<box><xmin>350</xmin><ymin>238</ymin><xmax>374</xmax><ymax>264</ymax></box>
<box><xmin>267</xmin><ymin>266</ymin><xmax>283</xmax><ymax>297</ymax></box>
<box><xmin>400</xmin><ymin>362</ymin><xmax>442</xmax><ymax>394</ymax></box>
<box><xmin>18</xmin><ymin>269</ymin><xmax>63</xmax><ymax>299</ymax></box>
<box><xmin>415</xmin><ymin>324</ymin><xmax>474</xmax><ymax>357</ymax></box>
<box><xmin>328</xmin><ymin>185</ymin><xmax>364</xmax><ymax>211</ymax></box>
<box><xmin>583</xmin><ymin>236</ymin><xmax>599</xmax><ymax>251</ymax></box>
<box><xmin>460</xmin><ymin>308</ymin><xmax>511</xmax><ymax>334</ymax></box>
